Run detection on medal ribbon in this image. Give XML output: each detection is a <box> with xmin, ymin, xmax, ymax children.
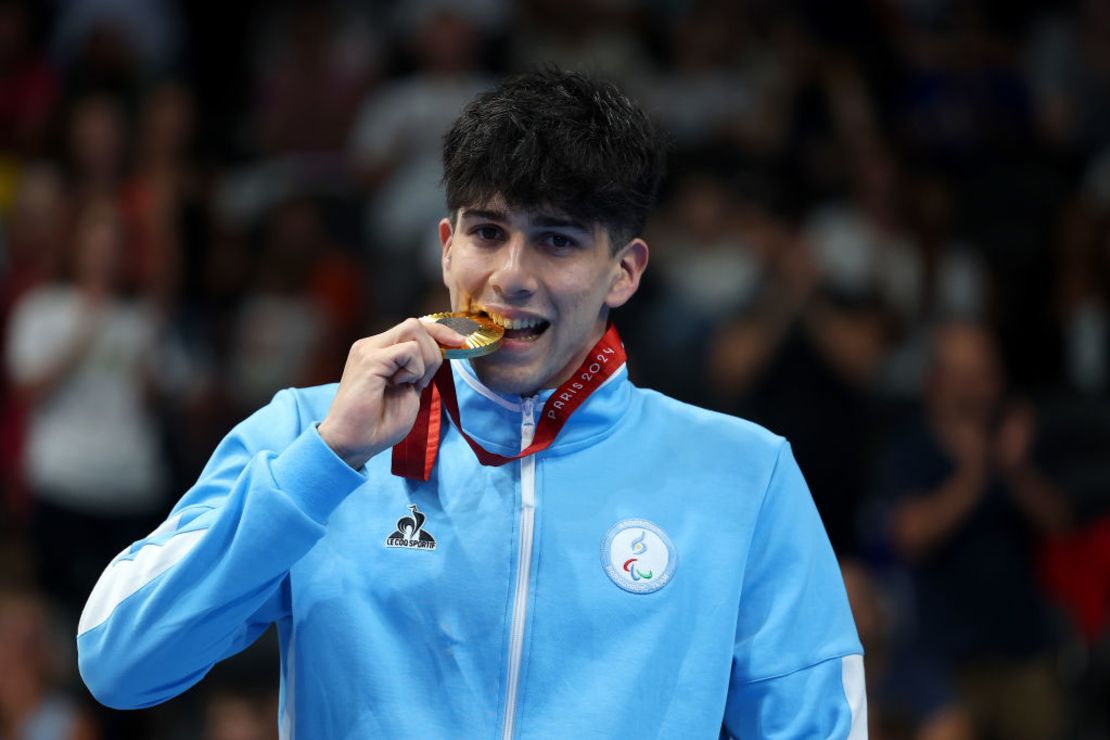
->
<box><xmin>392</xmin><ymin>324</ymin><xmax>625</xmax><ymax>480</ymax></box>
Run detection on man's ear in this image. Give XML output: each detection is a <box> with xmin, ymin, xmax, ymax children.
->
<box><xmin>605</xmin><ymin>238</ymin><xmax>649</xmax><ymax>310</ymax></box>
<box><xmin>439</xmin><ymin>217</ymin><xmax>454</xmax><ymax>276</ymax></box>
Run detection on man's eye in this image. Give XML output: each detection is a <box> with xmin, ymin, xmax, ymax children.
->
<box><xmin>473</xmin><ymin>226</ymin><xmax>503</xmax><ymax>242</ymax></box>
<box><xmin>544</xmin><ymin>233</ymin><xmax>577</xmax><ymax>249</ymax></box>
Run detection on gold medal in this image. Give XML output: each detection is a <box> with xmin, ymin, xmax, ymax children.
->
<box><xmin>422</xmin><ymin>311</ymin><xmax>504</xmax><ymax>359</ymax></box>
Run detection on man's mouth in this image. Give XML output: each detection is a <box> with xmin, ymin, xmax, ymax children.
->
<box><xmin>480</xmin><ymin>310</ymin><xmax>551</xmax><ymax>343</ymax></box>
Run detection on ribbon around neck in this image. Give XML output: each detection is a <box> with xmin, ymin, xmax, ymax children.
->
<box><xmin>391</xmin><ymin>324</ymin><xmax>626</xmax><ymax>480</ymax></box>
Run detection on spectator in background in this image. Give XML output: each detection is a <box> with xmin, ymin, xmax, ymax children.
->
<box><xmin>348</xmin><ymin>5</ymin><xmax>492</xmax><ymax>317</ymax></box>
<box><xmin>904</xmin><ymin>174</ymin><xmax>988</xmax><ymax>322</ymax></box>
<box><xmin>652</xmin><ymin>172</ymin><xmax>764</xmax><ymax>323</ymax></box>
<box><xmin>638</xmin><ymin>5</ymin><xmax>754</xmax><ymax>149</ymax></box>
<box><xmin>0</xmin><ymin>163</ymin><xmax>69</xmax><ymax>523</ymax></box>
<box><xmin>702</xmin><ymin>66</ymin><xmax>913</xmax><ymax>555</ymax></box>
<box><xmin>634</xmin><ymin>171</ymin><xmax>766</xmax><ymax>403</ymax></box>
<box><xmin>841</xmin><ymin>559</ymin><xmax>973</xmax><ymax>740</ymax></box>
<box><xmin>4</xmin><ymin>199</ymin><xmax>171</xmax><ymax>618</ymax></box>
<box><xmin>50</xmin><ymin>0</ymin><xmax>181</xmax><ymax>92</ymax></box>
<box><xmin>0</xmin><ymin>586</ymin><xmax>98</xmax><ymax>739</ymax></box>
<box><xmin>881</xmin><ymin>172</ymin><xmax>988</xmax><ymax>397</ymax></box>
<box><xmin>1054</xmin><ymin>182</ymin><xmax>1110</xmax><ymax>396</ymax></box>
<box><xmin>1027</xmin><ymin>0</ymin><xmax>1110</xmax><ymax>153</ymax></box>
<box><xmin>202</xmin><ymin>686</ymin><xmax>278</xmax><ymax>740</ymax></box>
<box><xmin>227</xmin><ymin>198</ymin><xmax>358</xmax><ymax>414</ymax></box>
<box><xmin>878</xmin><ymin>320</ymin><xmax>1070</xmax><ymax>740</ymax></box>
<box><xmin>0</xmin><ymin>0</ymin><xmax>57</xmax><ymax>159</ymax></box>
<box><xmin>893</xmin><ymin>1</ymin><xmax>1032</xmax><ymax>163</ymax></box>
<box><xmin>0</xmin><ymin>164</ymin><xmax>69</xmax><ymax>314</ymax></box>
<box><xmin>704</xmin><ymin>219</ymin><xmax>884</xmax><ymax>554</ymax></box>
<box><xmin>802</xmin><ymin>140</ymin><xmax>921</xmax><ymax>374</ymax></box>
<box><xmin>704</xmin><ymin>142</ymin><xmax>898</xmax><ymax>554</ymax></box>
<box><xmin>118</xmin><ymin>80</ymin><xmax>197</xmax><ymax>313</ymax></box>
<box><xmin>63</xmin><ymin>92</ymin><xmax>128</xmax><ymax>208</ymax></box>
<box><xmin>510</xmin><ymin>0</ymin><xmax>652</xmax><ymax>90</ymax></box>
<box><xmin>251</xmin><ymin>1</ymin><xmax>379</xmax><ymax>155</ymax></box>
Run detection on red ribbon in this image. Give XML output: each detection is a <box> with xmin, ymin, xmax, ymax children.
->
<box><xmin>392</xmin><ymin>324</ymin><xmax>626</xmax><ymax>480</ymax></box>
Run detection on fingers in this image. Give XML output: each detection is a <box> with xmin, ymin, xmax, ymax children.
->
<box><xmin>381</xmin><ymin>318</ymin><xmax>465</xmax><ymax>351</ymax></box>
<box><xmin>381</xmin><ymin>340</ymin><xmax>427</xmax><ymax>386</ymax></box>
<box><xmin>420</xmin><ymin>318</ymin><xmax>468</xmax><ymax>348</ymax></box>
<box><xmin>382</xmin><ymin>318</ymin><xmax>466</xmax><ymax>389</ymax></box>
<box><xmin>346</xmin><ymin>317</ymin><xmax>467</xmax><ymax>389</ymax></box>
<box><xmin>321</xmin><ymin>317</ymin><xmax>469</xmax><ymax>469</ymax></box>
<box><xmin>404</xmin><ymin>319</ymin><xmax>450</xmax><ymax>388</ymax></box>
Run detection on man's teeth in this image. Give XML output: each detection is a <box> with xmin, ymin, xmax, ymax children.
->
<box><xmin>489</xmin><ymin>315</ymin><xmax>545</xmax><ymax>330</ymax></box>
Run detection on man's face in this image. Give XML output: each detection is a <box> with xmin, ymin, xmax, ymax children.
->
<box><xmin>440</xmin><ymin>199</ymin><xmax>647</xmax><ymax>395</ymax></box>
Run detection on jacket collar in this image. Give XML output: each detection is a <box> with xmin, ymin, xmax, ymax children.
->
<box><xmin>447</xmin><ymin>358</ymin><xmax>631</xmax><ymax>457</ymax></box>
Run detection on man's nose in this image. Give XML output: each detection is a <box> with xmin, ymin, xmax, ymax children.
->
<box><xmin>489</xmin><ymin>238</ymin><xmax>537</xmax><ymax>298</ymax></box>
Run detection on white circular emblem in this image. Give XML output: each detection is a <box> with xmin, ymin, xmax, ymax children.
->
<box><xmin>601</xmin><ymin>519</ymin><xmax>677</xmax><ymax>594</ymax></box>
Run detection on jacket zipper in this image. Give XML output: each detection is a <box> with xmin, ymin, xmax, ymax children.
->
<box><xmin>502</xmin><ymin>396</ymin><xmax>537</xmax><ymax>740</ymax></box>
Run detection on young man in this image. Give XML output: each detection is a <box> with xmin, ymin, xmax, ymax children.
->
<box><xmin>77</xmin><ymin>69</ymin><xmax>866</xmax><ymax>738</ymax></box>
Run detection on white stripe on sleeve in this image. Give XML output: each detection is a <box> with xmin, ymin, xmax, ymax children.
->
<box><xmin>78</xmin><ymin>529</ymin><xmax>207</xmax><ymax>635</ymax></box>
<box><xmin>842</xmin><ymin>654</ymin><xmax>868</xmax><ymax>739</ymax></box>
<box><xmin>146</xmin><ymin>511</ymin><xmax>185</xmax><ymax>539</ymax></box>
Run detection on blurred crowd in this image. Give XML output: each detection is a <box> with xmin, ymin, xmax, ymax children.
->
<box><xmin>0</xmin><ymin>0</ymin><xmax>1107</xmax><ymax>738</ymax></box>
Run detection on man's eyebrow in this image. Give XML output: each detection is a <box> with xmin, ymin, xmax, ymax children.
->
<box><xmin>531</xmin><ymin>214</ymin><xmax>590</xmax><ymax>232</ymax></box>
<box><xmin>459</xmin><ymin>209</ymin><xmax>591</xmax><ymax>232</ymax></box>
<box><xmin>459</xmin><ymin>208</ymin><xmax>509</xmax><ymax>222</ymax></box>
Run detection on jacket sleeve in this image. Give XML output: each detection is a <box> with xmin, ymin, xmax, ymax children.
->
<box><xmin>76</xmin><ymin>388</ymin><xmax>367</xmax><ymax>710</ymax></box>
<box><xmin>724</xmin><ymin>441</ymin><xmax>868</xmax><ymax>739</ymax></box>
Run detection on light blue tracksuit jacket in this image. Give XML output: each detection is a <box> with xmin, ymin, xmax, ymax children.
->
<box><xmin>77</xmin><ymin>359</ymin><xmax>867</xmax><ymax>738</ymax></box>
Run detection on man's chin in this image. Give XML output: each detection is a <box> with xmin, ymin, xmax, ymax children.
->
<box><xmin>469</xmin><ymin>356</ymin><xmax>549</xmax><ymax>397</ymax></box>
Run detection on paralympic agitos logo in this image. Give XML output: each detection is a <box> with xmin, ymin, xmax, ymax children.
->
<box><xmin>602</xmin><ymin>519</ymin><xmax>676</xmax><ymax>594</ymax></box>
<box><xmin>622</xmin><ymin>530</ymin><xmax>653</xmax><ymax>581</ymax></box>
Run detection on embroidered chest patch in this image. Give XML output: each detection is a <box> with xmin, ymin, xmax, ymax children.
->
<box><xmin>385</xmin><ymin>504</ymin><xmax>437</xmax><ymax>550</ymax></box>
<box><xmin>601</xmin><ymin>519</ymin><xmax>677</xmax><ymax>593</ymax></box>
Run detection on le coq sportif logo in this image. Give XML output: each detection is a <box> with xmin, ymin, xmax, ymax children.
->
<box><xmin>385</xmin><ymin>504</ymin><xmax>437</xmax><ymax>550</ymax></box>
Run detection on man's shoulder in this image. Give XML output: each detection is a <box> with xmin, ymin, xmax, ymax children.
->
<box><xmin>237</xmin><ymin>383</ymin><xmax>340</xmax><ymax>437</ymax></box>
<box><xmin>284</xmin><ymin>382</ymin><xmax>342</xmax><ymax>414</ymax></box>
<box><xmin>628</xmin><ymin>384</ymin><xmax>785</xmax><ymax>457</ymax></box>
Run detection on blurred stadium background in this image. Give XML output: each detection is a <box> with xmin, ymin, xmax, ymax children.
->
<box><xmin>0</xmin><ymin>0</ymin><xmax>1108</xmax><ymax>738</ymax></box>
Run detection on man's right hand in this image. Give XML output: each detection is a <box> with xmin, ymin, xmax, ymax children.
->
<box><xmin>318</xmin><ymin>318</ymin><xmax>466</xmax><ymax>469</ymax></box>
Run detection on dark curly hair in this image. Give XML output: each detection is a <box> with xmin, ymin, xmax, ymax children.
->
<box><xmin>442</xmin><ymin>68</ymin><xmax>668</xmax><ymax>251</ymax></box>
